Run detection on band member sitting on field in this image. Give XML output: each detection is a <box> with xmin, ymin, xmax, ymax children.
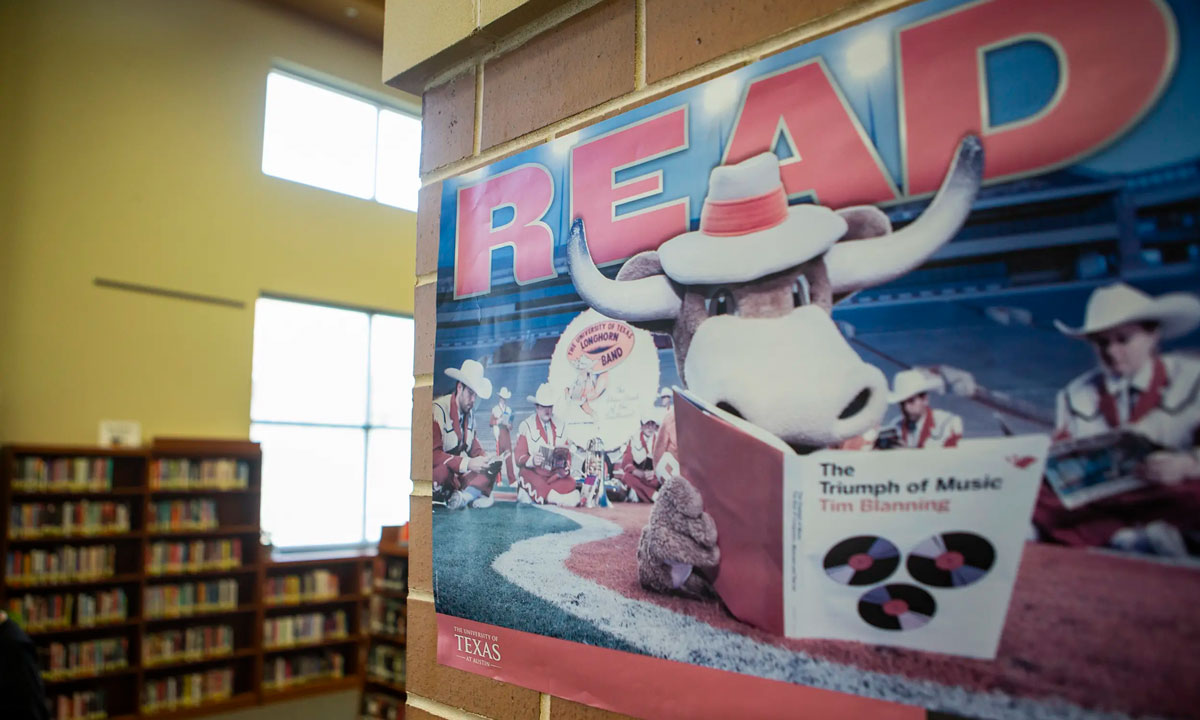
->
<box><xmin>433</xmin><ymin>360</ymin><xmax>502</xmax><ymax>510</ymax></box>
<box><xmin>619</xmin><ymin>409</ymin><xmax>663</xmax><ymax>502</ymax></box>
<box><xmin>1034</xmin><ymin>283</ymin><xmax>1200</xmax><ymax>555</ymax></box>
<box><xmin>490</xmin><ymin>387</ymin><xmax>515</xmax><ymax>484</ymax></box>
<box><xmin>879</xmin><ymin>369</ymin><xmax>963</xmax><ymax>449</ymax></box>
<box><xmin>653</xmin><ymin>401</ymin><xmax>679</xmax><ymax>483</ymax></box>
<box><xmin>514</xmin><ymin>383</ymin><xmax>581</xmax><ymax>507</ymax></box>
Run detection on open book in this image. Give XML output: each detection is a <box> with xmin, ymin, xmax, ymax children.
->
<box><xmin>673</xmin><ymin>389</ymin><xmax>1050</xmax><ymax>659</ymax></box>
<box><xmin>1044</xmin><ymin>430</ymin><xmax>1163</xmax><ymax>509</ymax></box>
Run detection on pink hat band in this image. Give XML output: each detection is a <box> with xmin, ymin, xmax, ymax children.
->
<box><xmin>699</xmin><ymin>186</ymin><xmax>788</xmax><ymax>237</ymax></box>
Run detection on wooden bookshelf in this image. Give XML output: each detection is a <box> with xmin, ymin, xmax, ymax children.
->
<box><xmin>140</xmin><ymin>438</ymin><xmax>263</xmax><ymax>714</ymax></box>
<box><xmin>261</xmin><ymin>551</ymin><xmax>371</xmax><ymax>704</ymax></box>
<box><xmin>361</xmin><ymin>526</ymin><xmax>408</xmax><ymax>720</ymax></box>
<box><xmin>2</xmin><ymin>440</ymin><xmax>384</xmax><ymax>719</ymax></box>
<box><xmin>2</xmin><ymin>444</ymin><xmax>147</xmax><ymax>719</ymax></box>
<box><xmin>0</xmin><ymin>440</ymin><xmax>265</xmax><ymax>718</ymax></box>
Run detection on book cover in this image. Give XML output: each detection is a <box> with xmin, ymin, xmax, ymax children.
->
<box><xmin>675</xmin><ymin>388</ymin><xmax>1050</xmax><ymax>659</ymax></box>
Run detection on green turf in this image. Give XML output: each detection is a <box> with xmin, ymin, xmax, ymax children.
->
<box><xmin>432</xmin><ymin>503</ymin><xmax>635</xmax><ymax>652</ymax></box>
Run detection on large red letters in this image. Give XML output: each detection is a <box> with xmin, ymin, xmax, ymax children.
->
<box><xmin>452</xmin><ymin>0</ymin><xmax>1177</xmax><ymax>294</ymax></box>
<box><xmin>454</xmin><ymin>164</ymin><xmax>556</xmax><ymax>298</ymax></box>
<box><xmin>899</xmin><ymin>0</ymin><xmax>1175</xmax><ymax>195</ymax></box>
<box><xmin>724</xmin><ymin>60</ymin><xmax>899</xmax><ymax>207</ymax></box>
<box><xmin>570</xmin><ymin>107</ymin><xmax>690</xmax><ymax>266</ymax></box>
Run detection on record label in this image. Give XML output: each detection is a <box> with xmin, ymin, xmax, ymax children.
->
<box><xmin>823</xmin><ymin>535</ymin><xmax>900</xmax><ymax>585</ymax></box>
<box><xmin>858</xmin><ymin>584</ymin><xmax>936</xmax><ymax>631</ymax></box>
<box><xmin>907</xmin><ymin>531</ymin><xmax>995</xmax><ymax>588</ymax></box>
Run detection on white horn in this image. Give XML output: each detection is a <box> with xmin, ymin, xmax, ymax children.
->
<box><xmin>567</xmin><ymin>218</ymin><xmax>681</xmax><ymax>322</ymax></box>
<box><xmin>826</xmin><ymin>135</ymin><xmax>984</xmax><ymax>294</ymax></box>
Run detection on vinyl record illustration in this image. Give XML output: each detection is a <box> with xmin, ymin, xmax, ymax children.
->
<box><xmin>823</xmin><ymin>535</ymin><xmax>900</xmax><ymax>585</ymax></box>
<box><xmin>907</xmin><ymin>531</ymin><xmax>995</xmax><ymax>588</ymax></box>
<box><xmin>857</xmin><ymin>584</ymin><xmax>936</xmax><ymax>631</ymax></box>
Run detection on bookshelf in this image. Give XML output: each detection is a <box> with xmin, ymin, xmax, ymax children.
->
<box><xmin>361</xmin><ymin>526</ymin><xmax>408</xmax><ymax>720</ymax></box>
<box><xmin>2</xmin><ymin>440</ymin><xmax>388</xmax><ymax>720</ymax></box>
<box><xmin>2</xmin><ymin>444</ymin><xmax>147</xmax><ymax>719</ymax></box>
<box><xmin>260</xmin><ymin>550</ymin><xmax>372</xmax><ymax>704</ymax></box>
<box><xmin>140</xmin><ymin>438</ymin><xmax>262</xmax><ymax>717</ymax></box>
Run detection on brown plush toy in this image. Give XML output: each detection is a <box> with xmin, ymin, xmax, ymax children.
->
<box><xmin>636</xmin><ymin>475</ymin><xmax>719</xmax><ymax>598</ymax></box>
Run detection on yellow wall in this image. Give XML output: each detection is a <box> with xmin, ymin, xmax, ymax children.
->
<box><xmin>0</xmin><ymin>0</ymin><xmax>418</xmax><ymax>445</ymax></box>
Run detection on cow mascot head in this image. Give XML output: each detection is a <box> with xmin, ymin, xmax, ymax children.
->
<box><xmin>566</xmin><ymin>135</ymin><xmax>984</xmax><ymax>606</ymax></box>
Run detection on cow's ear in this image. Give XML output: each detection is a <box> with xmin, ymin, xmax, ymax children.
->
<box><xmin>609</xmin><ymin>251</ymin><xmax>676</xmax><ymax>334</ymax></box>
<box><xmin>615</xmin><ymin>251</ymin><xmax>665</xmax><ymax>281</ymax></box>
<box><xmin>836</xmin><ymin>206</ymin><xmax>892</xmax><ymax>240</ymax></box>
<box><xmin>831</xmin><ymin>206</ymin><xmax>891</xmax><ymax>305</ymax></box>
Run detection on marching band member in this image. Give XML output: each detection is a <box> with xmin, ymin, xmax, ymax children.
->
<box><xmin>1035</xmin><ymin>283</ymin><xmax>1200</xmax><ymax>554</ymax></box>
<box><xmin>653</xmin><ymin>403</ymin><xmax>679</xmax><ymax>483</ymax></box>
<box><xmin>490</xmin><ymin>387</ymin><xmax>513</xmax><ymax>440</ymax></box>
<box><xmin>514</xmin><ymin>383</ymin><xmax>580</xmax><ymax>507</ymax></box>
<box><xmin>619</xmin><ymin>409</ymin><xmax>663</xmax><ymax>502</ymax></box>
<box><xmin>881</xmin><ymin>369</ymin><xmax>963</xmax><ymax>449</ymax></box>
<box><xmin>490</xmin><ymin>387</ymin><xmax>515</xmax><ymax>484</ymax></box>
<box><xmin>432</xmin><ymin>360</ymin><xmax>499</xmax><ymax>510</ymax></box>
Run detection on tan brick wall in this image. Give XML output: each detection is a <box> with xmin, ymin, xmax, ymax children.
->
<box><xmin>403</xmin><ymin>0</ymin><xmax>911</xmax><ymax>717</ymax></box>
<box><xmin>479</xmin><ymin>0</ymin><xmax>636</xmax><ymax>150</ymax></box>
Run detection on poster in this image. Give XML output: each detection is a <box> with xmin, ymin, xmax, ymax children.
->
<box><xmin>430</xmin><ymin>0</ymin><xmax>1200</xmax><ymax>717</ymax></box>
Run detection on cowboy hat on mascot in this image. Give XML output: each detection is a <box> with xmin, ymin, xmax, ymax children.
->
<box><xmin>566</xmin><ymin>135</ymin><xmax>984</xmax><ymax>629</ymax></box>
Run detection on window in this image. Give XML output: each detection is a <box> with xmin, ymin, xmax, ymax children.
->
<box><xmin>262</xmin><ymin>70</ymin><xmax>420</xmax><ymax>211</ymax></box>
<box><xmin>250</xmin><ymin>297</ymin><xmax>414</xmax><ymax>550</ymax></box>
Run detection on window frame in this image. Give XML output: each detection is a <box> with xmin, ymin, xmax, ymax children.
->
<box><xmin>261</xmin><ymin>66</ymin><xmax>421</xmax><ymax>211</ymax></box>
<box><xmin>250</xmin><ymin>292</ymin><xmax>414</xmax><ymax>554</ymax></box>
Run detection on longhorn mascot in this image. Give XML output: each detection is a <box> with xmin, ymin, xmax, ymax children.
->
<box><xmin>567</xmin><ymin>136</ymin><xmax>984</xmax><ymax>602</ymax></box>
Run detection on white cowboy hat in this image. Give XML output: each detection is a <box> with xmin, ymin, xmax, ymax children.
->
<box><xmin>887</xmin><ymin>369</ymin><xmax>945</xmax><ymax>404</ymax></box>
<box><xmin>444</xmin><ymin>359</ymin><xmax>492</xmax><ymax>399</ymax></box>
<box><xmin>658</xmin><ymin>387</ymin><xmax>673</xmax><ymax>399</ymax></box>
<box><xmin>527</xmin><ymin>383</ymin><xmax>557</xmax><ymax>407</ymax></box>
<box><xmin>498</xmin><ymin>387</ymin><xmax>512</xmax><ymax>399</ymax></box>
<box><xmin>1054</xmin><ymin>283</ymin><xmax>1200</xmax><ymax>339</ymax></box>
<box><xmin>656</xmin><ymin>152</ymin><xmax>848</xmax><ymax>284</ymax></box>
<box><xmin>640</xmin><ymin>407</ymin><xmax>664</xmax><ymax>426</ymax></box>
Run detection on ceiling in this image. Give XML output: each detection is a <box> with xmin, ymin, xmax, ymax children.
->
<box><xmin>258</xmin><ymin>0</ymin><xmax>385</xmax><ymax>44</ymax></box>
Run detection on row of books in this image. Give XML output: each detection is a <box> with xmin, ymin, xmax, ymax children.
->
<box><xmin>9</xmin><ymin>501</ymin><xmax>132</xmax><ymax>539</ymax></box>
<box><xmin>48</xmin><ymin>689</ymin><xmax>108</xmax><ymax>720</ymax></box>
<box><xmin>263</xmin><ymin>611</ymin><xmax>348</xmax><ymax>649</ymax></box>
<box><xmin>12</xmin><ymin>457</ymin><xmax>115</xmax><ymax>492</ymax></box>
<box><xmin>362</xmin><ymin>691</ymin><xmax>405</xmax><ymax>720</ymax></box>
<box><xmin>377</xmin><ymin>557</ymin><xmax>407</xmax><ymax>591</ymax></box>
<box><xmin>150</xmin><ymin>458</ymin><xmax>250</xmax><ymax>491</ymax></box>
<box><xmin>141</xmin><ymin>667</ymin><xmax>235</xmax><ymax>714</ymax></box>
<box><xmin>144</xmin><ymin>625</ymin><xmax>235</xmax><ymax>666</ymax></box>
<box><xmin>43</xmin><ymin>636</ymin><xmax>129</xmax><ymax>680</ymax></box>
<box><xmin>148</xmin><ymin>499</ymin><xmax>219</xmax><ymax>531</ymax></box>
<box><xmin>145</xmin><ymin>539</ymin><xmax>242</xmax><ymax>575</ymax></box>
<box><xmin>144</xmin><ymin>580</ymin><xmax>240</xmax><ymax>619</ymax></box>
<box><xmin>263</xmin><ymin>650</ymin><xmax>345</xmax><ymax>690</ymax></box>
<box><xmin>5</xmin><ymin>546</ymin><xmax>117</xmax><ymax>584</ymax></box>
<box><xmin>264</xmin><ymin>569</ymin><xmax>340</xmax><ymax>605</ymax></box>
<box><xmin>6</xmin><ymin>589</ymin><xmax>129</xmax><ymax>632</ymax></box>
<box><xmin>369</xmin><ymin>596</ymin><xmax>406</xmax><ymax>637</ymax></box>
<box><xmin>368</xmin><ymin>644</ymin><xmax>405</xmax><ymax>684</ymax></box>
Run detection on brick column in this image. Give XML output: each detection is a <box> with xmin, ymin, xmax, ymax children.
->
<box><xmin>404</xmin><ymin>1</ymin><xmax>900</xmax><ymax>717</ymax></box>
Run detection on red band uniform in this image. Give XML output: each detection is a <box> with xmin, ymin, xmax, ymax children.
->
<box><xmin>620</xmin><ymin>424</ymin><xmax>661</xmax><ymax>502</ymax></box>
<box><xmin>1033</xmin><ymin>284</ymin><xmax>1200</xmax><ymax>551</ymax></box>
<box><xmin>885</xmin><ymin>407</ymin><xmax>963</xmax><ymax>449</ymax></box>
<box><xmin>432</xmin><ymin>393</ymin><xmax>494</xmax><ymax>497</ymax></box>
<box><xmin>1035</xmin><ymin>353</ymin><xmax>1200</xmax><ymax>547</ymax></box>
<box><xmin>514</xmin><ymin>413</ymin><xmax>576</xmax><ymax>505</ymax></box>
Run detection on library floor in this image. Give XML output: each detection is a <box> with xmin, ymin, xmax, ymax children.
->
<box><xmin>207</xmin><ymin>690</ymin><xmax>359</xmax><ymax>720</ymax></box>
